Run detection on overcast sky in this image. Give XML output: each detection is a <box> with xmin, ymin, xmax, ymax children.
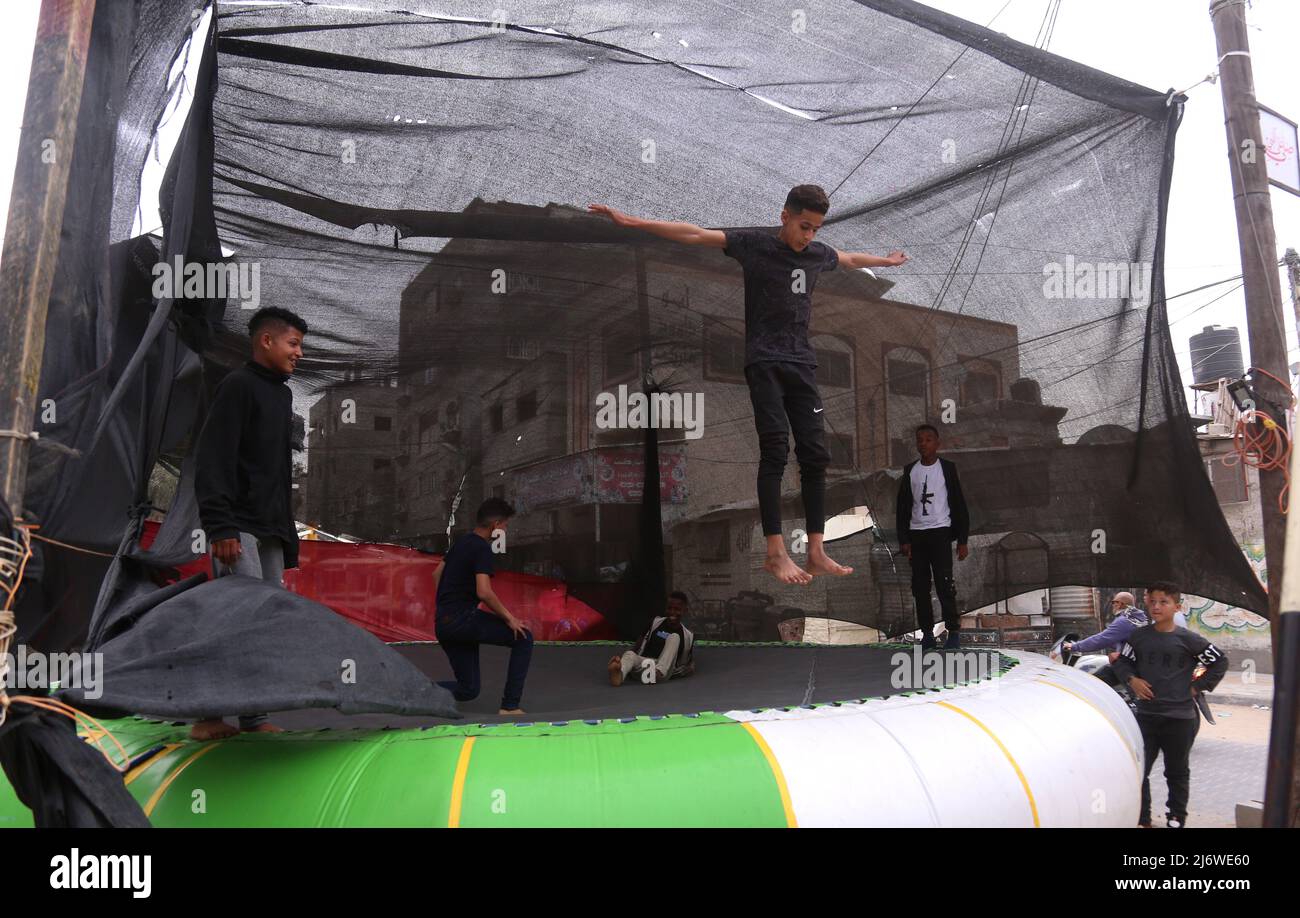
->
<box><xmin>2</xmin><ymin>0</ymin><xmax>1297</xmax><ymax>410</ymax></box>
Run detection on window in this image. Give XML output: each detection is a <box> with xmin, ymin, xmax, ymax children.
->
<box><xmin>489</xmin><ymin>403</ymin><xmax>504</xmax><ymax>433</ymax></box>
<box><xmin>604</xmin><ymin>328</ymin><xmax>640</xmax><ymax>385</ymax></box>
<box><xmin>828</xmin><ymin>433</ymin><xmax>855</xmax><ymax>468</ymax></box>
<box><xmin>963</xmin><ymin>371</ymin><xmax>999</xmax><ymax>406</ymax></box>
<box><xmin>1207</xmin><ymin>457</ymin><xmax>1247</xmax><ymax>503</ymax></box>
<box><xmin>517</xmin><ymin>390</ymin><xmax>538</xmax><ymax>422</ymax></box>
<box><xmin>816</xmin><ymin>349</ymin><xmax>852</xmax><ymax>388</ymax></box>
<box><xmin>697</xmin><ymin>520</ymin><xmax>730</xmax><ymax>562</ymax></box>
<box><xmin>506</xmin><ymin>337</ymin><xmax>540</xmax><ymax>360</ymax></box>
<box><xmin>890</xmin><ymin>437</ymin><xmax>913</xmax><ymax>468</ymax></box>
<box><xmin>887</xmin><ymin>358</ymin><xmax>927</xmax><ymax>398</ymax></box>
<box><xmin>374</xmin><ymin>415</ymin><xmax>392</xmax><ymax>431</ymax></box>
<box><xmin>704</xmin><ymin>321</ymin><xmax>745</xmax><ymax>382</ymax></box>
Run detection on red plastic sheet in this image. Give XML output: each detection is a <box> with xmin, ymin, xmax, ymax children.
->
<box><xmin>140</xmin><ymin>522</ymin><xmax>616</xmax><ymax>643</ymax></box>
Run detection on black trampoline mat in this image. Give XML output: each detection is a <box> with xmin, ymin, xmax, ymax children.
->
<box><xmin>261</xmin><ymin>643</ymin><xmax>1008</xmax><ymax>729</ymax></box>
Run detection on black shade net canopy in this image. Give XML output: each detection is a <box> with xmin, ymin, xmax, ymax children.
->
<box><xmin>17</xmin><ymin>0</ymin><xmax>1267</xmax><ymax>654</ymax></box>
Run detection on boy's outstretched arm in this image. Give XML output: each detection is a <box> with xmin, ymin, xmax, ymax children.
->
<box><xmin>588</xmin><ymin>204</ymin><xmax>726</xmax><ymax>247</ymax></box>
<box><xmin>839</xmin><ymin>249</ymin><xmax>908</xmax><ymax>269</ymax></box>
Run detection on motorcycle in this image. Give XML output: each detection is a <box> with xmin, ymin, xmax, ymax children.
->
<box><xmin>1050</xmin><ymin>632</ymin><xmax>1138</xmax><ymax>713</ymax></box>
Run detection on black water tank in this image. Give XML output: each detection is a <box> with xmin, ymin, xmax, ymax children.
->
<box><xmin>1189</xmin><ymin>325</ymin><xmax>1244</xmax><ymax>385</ymax></box>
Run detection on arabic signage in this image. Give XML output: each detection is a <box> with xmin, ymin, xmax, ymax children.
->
<box><xmin>513</xmin><ymin>446</ymin><xmax>688</xmax><ymax>511</ymax></box>
<box><xmin>1260</xmin><ymin>104</ymin><xmax>1299</xmax><ymax>196</ymax></box>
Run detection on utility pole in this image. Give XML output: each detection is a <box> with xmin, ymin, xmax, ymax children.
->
<box><xmin>1286</xmin><ymin>248</ymin><xmax>1300</xmax><ymax>335</ymax></box>
<box><xmin>1210</xmin><ymin>0</ymin><xmax>1297</xmax><ymax>827</ymax></box>
<box><xmin>0</xmin><ymin>0</ymin><xmax>96</xmax><ymax>518</ymax></box>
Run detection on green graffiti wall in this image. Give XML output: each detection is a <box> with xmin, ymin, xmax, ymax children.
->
<box><xmin>1185</xmin><ymin>543</ymin><xmax>1269</xmax><ymax>643</ymax></box>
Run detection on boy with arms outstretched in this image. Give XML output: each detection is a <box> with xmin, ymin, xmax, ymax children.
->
<box><xmin>590</xmin><ymin>185</ymin><xmax>906</xmax><ymax>584</ymax></box>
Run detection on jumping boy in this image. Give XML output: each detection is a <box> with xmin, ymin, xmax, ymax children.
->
<box><xmin>590</xmin><ymin>186</ymin><xmax>906</xmax><ymax>584</ymax></box>
<box><xmin>1111</xmin><ymin>581</ymin><xmax>1228</xmax><ymax>828</ymax></box>
<box><xmin>896</xmin><ymin>424</ymin><xmax>970</xmax><ymax>649</ymax></box>
<box><xmin>433</xmin><ymin>498</ymin><xmax>534</xmax><ymax>715</ymax></box>
<box><xmin>192</xmin><ymin>306</ymin><xmax>306</xmax><ymax>740</ymax></box>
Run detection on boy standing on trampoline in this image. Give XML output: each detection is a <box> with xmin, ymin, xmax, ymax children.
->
<box><xmin>590</xmin><ymin>186</ymin><xmax>906</xmax><ymax>584</ymax></box>
<box><xmin>896</xmin><ymin>424</ymin><xmax>970</xmax><ymax>649</ymax></box>
<box><xmin>433</xmin><ymin>498</ymin><xmax>534</xmax><ymax>714</ymax></box>
<box><xmin>192</xmin><ymin>306</ymin><xmax>307</xmax><ymax>740</ymax></box>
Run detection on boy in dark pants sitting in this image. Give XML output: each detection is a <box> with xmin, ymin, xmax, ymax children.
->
<box><xmin>192</xmin><ymin>306</ymin><xmax>306</xmax><ymax>740</ymax></box>
<box><xmin>589</xmin><ymin>185</ymin><xmax>907</xmax><ymax>585</ymax></box>
<box><xmin>1112</xmin><ymin>581</ymin><xmax>1227</xmax><ymax>828</ymax></box>
<box><xmin>433</xmin><ymin>498</ymin><xmax>534</xmax><ymax>715</ymax></box>
<box><xmin>896</xmin><ymin>424</ymin><xmax>969</xmax><ymax>649</ymax></box>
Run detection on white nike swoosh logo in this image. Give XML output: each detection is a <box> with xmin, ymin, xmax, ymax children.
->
<box><xmin>813</xmin><ymin>408</ymin><xmax>824</xmax><ymax>413</ymax></box>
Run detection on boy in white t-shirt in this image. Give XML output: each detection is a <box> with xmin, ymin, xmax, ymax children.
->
<box><xmin>895</xmin><ymin>425</ymin><xmax>971</xmax><ymax>649</ymax></box>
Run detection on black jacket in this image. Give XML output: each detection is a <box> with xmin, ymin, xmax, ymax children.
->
<box><xmin>195</xmin><ymin>361</ymin><xmax>300</xmax><ymax>568</ymax></box>
<box><xmin>895</xmin><ymin>456</ymin><xmax>970</xmax><ymax>546</ymax></box>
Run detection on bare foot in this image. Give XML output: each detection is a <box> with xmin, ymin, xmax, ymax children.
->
<box><xmin>608</xmin><ymin>656</ymin><xmax>624</xmax><ymax>687</ymax></box>
<box><xmin>498</xmin><ymin>708</ymin><xmax>526</xmax><ymax>716</ymax></box>
<box><xmin>765</xmin><ymin>552</ymin><xmax>813</xmax><ymax>585</ymax></box>
<box><xmin>241</xmin><ymin>723</ymin><xmax>285</xmax><ymax>734</ymax></box>
<box><xmin>190</xmin><ymin>719</ymin><xmax>238</xmax><ymax>741</ymax></box>
<box><xmin>806</xmin><ymin>550</ymin><xmax>853</xmax><ymax>577</ymax></box>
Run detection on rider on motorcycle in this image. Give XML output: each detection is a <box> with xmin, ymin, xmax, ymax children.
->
<box><xmin>1062</xmin><ymin>592</ymin><xmax>1148</xmax><ymax>687</ymax></box>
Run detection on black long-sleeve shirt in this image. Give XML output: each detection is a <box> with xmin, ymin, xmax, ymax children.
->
<box><xmin>1111</xmin><ymin>625</ymin><xmax>1228</xmax><ymax>719</ymax></box>
<box><xmin>194</xmin><ymin>361</ymin><xmax>299</xmax><ymax>568</ymax></box>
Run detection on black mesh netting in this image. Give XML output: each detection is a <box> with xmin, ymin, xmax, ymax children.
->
<box><xmin>19</xmin><ymin>0</ymin><xmax>1267</xmax><ymax>651</ymax></box>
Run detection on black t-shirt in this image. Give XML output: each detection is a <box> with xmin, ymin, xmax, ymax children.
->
<box><xmin>723</xmin><ymin>229</ymin><xmax>839</xmax><ymax>367</ymax></box>
<box><xmin>435</xmin><ymin>532</ymin><xmax>495</xmax><ymax>618</ymax></box>
<box><xmin>1112</xmin><ymin>625</ymin><xmax>1228</xmax><ymax>719</ymax></box>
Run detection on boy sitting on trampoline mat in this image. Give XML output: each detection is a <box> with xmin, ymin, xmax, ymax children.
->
<box><xmin>608</xmin><ymin>591</ymin><xmax>696</xmax><ymax>686</ymax></box>
<box><xmin>590</xmin><ymin>185</ymin><xmax>907</xmax><ymax>584</ymax></box>
<box><xmin>433</xmin><ymin>498</ymin><xmax>534</xmax><ymax>715</ymax></box>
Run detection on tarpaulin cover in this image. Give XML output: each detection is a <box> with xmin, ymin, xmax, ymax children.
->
<box><xmin>59</xmin><ymin>574</ymin><xmax>459</xmax><ymax>720</ymax></box>
<box><xmin>17</xmin><ymin>0</ymin><xmax>1268</xmax><ymax>653</ymax></box>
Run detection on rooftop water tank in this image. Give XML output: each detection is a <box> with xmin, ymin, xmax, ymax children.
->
<box><xmin>1190</xmin><ymin>325</ymin><xmax>1244</xmax><ymax>385</ymax></box>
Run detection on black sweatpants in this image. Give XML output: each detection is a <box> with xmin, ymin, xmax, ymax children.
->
<box><xmin>1137</xmin><ymin>712</ymin><xmax>1200</xmax><ymax>824</ymax></box>
<box><xmin>908</xmin><ymin>526</ymin><xmax>959</xmax><ymax>631</ymax></box>
<box><xmin>745</xmin><ymin>361</ymin><xmax>830</xmax><ymax>537</ymax></box>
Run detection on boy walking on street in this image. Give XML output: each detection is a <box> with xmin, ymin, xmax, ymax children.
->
<box><xmin>193</xmin><ymin>306</ymin><xmax>306</xmax><ymax>740</ymax></box>
<box><xmin>1112</xmin><ymin>581</ymin><xmax>1228</xmax><ymax>828</ymax></box>
<box><xmin>590</xmin><ymin>185</ymin><xmax>906</xmax><ymax>584</ymax></box>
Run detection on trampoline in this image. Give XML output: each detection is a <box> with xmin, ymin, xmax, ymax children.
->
<box><xmin>270</xmin><ymin>642</ymin><xmax>1007</xmax><ymax>727</ymax></box>
<box><xmin>0</xmin><ymin>643</ymin><xmax>1143</xmax><ymax>828</ymax></box>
